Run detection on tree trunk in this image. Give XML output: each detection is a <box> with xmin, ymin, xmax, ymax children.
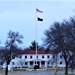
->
<box><xmin>5</xmin><ymin>65</ymin><xmax>8</xmax><ymax>75</ymax></box>
<box><xmin>65</xmin><ymin>63</ymin><xmax>68</xmax><ymax>75</ymax></box>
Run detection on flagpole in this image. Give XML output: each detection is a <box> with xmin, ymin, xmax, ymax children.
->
<box><xmin>35</xmin><ymin>8</ymin><xmax>37</xmax><ymax>65</ymax></box>
<box><xmin>35</xmin><ymin>8</ymin><xmax>43</xmax><ymax>67</ymax></box>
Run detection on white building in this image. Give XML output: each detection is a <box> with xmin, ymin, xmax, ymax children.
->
<box><xmin>0</xmin><ymin>50</ymin><xmax>66</xmax><ymax>70</ymax></box>
<box><xmin>6</xmin><ymin>50</ymin><xmax>65</xmax><ymax>69</ymax></box>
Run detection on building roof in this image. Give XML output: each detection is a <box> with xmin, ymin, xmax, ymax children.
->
<box><xmin>18</xmin><ymin>50</ymin><xmax>62</xmax><ymax>54</ymax></box>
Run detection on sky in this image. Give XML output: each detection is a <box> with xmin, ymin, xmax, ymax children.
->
<box><xmin>0</xmin><ymin>0</ymin><xmax>75</xmax><ymax>48</ymax></box>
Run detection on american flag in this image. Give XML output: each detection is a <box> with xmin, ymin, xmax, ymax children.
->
<box><xmin>36</xmin><ymin>8</ymin><xmax>43</xmax><ymax>13</ymax></box>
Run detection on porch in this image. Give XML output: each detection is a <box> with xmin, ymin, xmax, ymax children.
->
<box><xmin>25</xmin><ymin>59</ymin><xmax>48</xmax><ymax>68</ymax></box>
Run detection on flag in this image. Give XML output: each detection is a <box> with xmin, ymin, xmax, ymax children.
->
<box><xmin>36</xmin><ymin>8</ymin><xmax>43</xmax><ymax>13</ymax></box>
<box><xmin>37</xmin><ymin>17</ymin><xmax>43</xmax><ymax>21</ymax></box>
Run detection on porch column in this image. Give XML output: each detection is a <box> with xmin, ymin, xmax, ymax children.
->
<box><xmin>28</xmin><ymin>62</ymin><xmax>30</xmax><ymax>68</ymax></box>
<box><xmin>33</xmin><ymin>61</ymin><xmax>35</xmax><ymax>67</ymax></box>
<box><xmin>39</xmin><ymin>61</ymin><xmax>41</xmax><ymax>68</ymax></box>
<box><xmin>45</xmin><ymin>61</ymin><xmax>47</xmax><ymax>68</ymax></box>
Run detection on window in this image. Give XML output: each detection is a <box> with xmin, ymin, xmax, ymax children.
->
<box><xmin>12</xmin><ymin>62</ymin><xmax>15</xmax><ymax>65</ymax></box>
<box><xmin>47</xmin><ymin>55</ymin><xmax>49</xmax><ymax>58</ymax></box>
<box><xmin>25</xmin><ymin>56</ymin><xmax>27</xmax><ymax>59</ymax></box>
<box><xmin>25</xmin><ymin>62</ymin><xmax>27</xmax><ymax>65</ymax></box>
<box><xmin>30</xmin><ymin>55</ymin><xmax>32</xmax><ymax>59</ymax></box>
<box><xmin>48</xmin><ymin>62</ymin><xmax>50</xmax><ymax>64</ymax></box>
<box><xmin>0</xmin><ymin>62</ymin><xmax>3</xmax><ymax>65</ymax></box>
<box><xmin>53</xmin><ymin>55</ymin><xmax>55</xmax><ymax>58</ymax></box>
<box><xmin>37</xmin><ymin>55</ymin><xmax>38</xmax><ymax>58</ymax></box>
<box><xmin>41</xmin><ymin>61</ymin><xmax>45</xmax><ymax>65</ymax></box>
<box><xmin>60</xmin><ymin>55</ymin><xmax>62</xmax><ymax>58</ymax></box>
<box><xmin>60</xmin><ymin>61</ymin><xmax>62</xmax><ymax>64</ymax></box>
<box><xmin>30</xmin><ymin>61</ymin><xmax>33</xmax><ymax>65</ymax></box>
<box><xmin>19</xmin><ymin>55</ymin><xmax>22</xmax><ymax>58</ymax></box>
<box><xmin>42</xmin><ymin>55</ymin><xmax>44</xmax><ymax>58</ymax></box>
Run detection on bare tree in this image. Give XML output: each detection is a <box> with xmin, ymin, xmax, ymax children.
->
<box><xmin>44</xmin><ymin>21</ymin><xmax>74</xmax><ymax>74</ymax></box>
<box><xmin>0</xmin><ymin>30</ymin><xmax>23</xmax><ymax>75</ymax></box>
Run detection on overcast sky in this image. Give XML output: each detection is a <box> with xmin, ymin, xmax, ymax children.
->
<box><xmin>0</xmin><ymin>0</ymin><xmax>75</xmax><ymax>48</ymax></box>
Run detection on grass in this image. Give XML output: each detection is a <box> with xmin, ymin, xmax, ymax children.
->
<box><xmin>0</xmin><ymin>68</ymin><xmax>75</xmax><ymax>75</ymax></box>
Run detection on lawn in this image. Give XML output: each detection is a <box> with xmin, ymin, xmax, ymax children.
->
<box><xmin>0</xmin><ymin>68</ymin><xmax>75</xmax><ymax>75</ymax></box>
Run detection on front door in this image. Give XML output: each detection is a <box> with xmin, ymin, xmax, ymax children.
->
<box><xmin>37</xmin><ymin>61</ymin><xmax>40</xmax><ymax>68</ymax></box>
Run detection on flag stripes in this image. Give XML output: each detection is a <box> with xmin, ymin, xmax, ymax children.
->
<box><xmin>36</xmin><ymin>8</ymin><xmax>43</xmax><ymax>13</ymax></box>
<box><xmin>36</xmin><ymin>8</ymin><xmax>43</xmax><ymax>21</ymax></box>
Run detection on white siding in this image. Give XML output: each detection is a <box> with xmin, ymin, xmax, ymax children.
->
<box><xmin>2</xmin><ymin>52</ymin><xmax>66</xmax><ymax>69</ymax></box>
